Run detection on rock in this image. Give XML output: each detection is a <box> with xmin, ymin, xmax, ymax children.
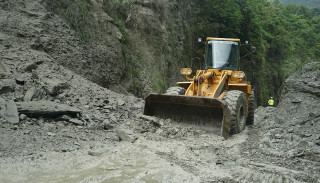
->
<box><xmin>19</xmin><ymin>114</ymin><xmax>27</xmax><ymax>121</ymax></box>
<box><xmin>16</xmin><ymin>77</ymin><xmax>26</xmax><ymax>85</ymax></box>
<box><xmin>296</xmin><ymin>141</ymin><xmax>308</xmax><ymax>148</ymax></box>
<box><xmin>47</xmin><ymin>132</ymin><xmax>56</xmax><ymax>136</ymax></box>
<box><xmin>0</xmin><ymin>63</ymin><xmax>8</xmax><ymax>78</ymax></box>
<box><xmin>275</xmin><ymin>134</ymin><xmax>282</xmax><ymax>139</ymax></box>
<box><xmin>216</xmin><ymin>159</ymin><xmax>224</xmax><ymax>165</ymax></box>
<box><xmin>116</xmin><ymin>129</ymin><xmax>137</xmax><ymax>143</ymax></box>
<box><xmin>43</xmin><ymin>79</ymin><xmax>69</xmax><ymax>96</ymax></box>
<box><xmin>315</xmin><ymin>140</ymin><xmax>320</xmax><ymax>146</ymax></box>
<box><xmin>248</xmin><ymin>162</ymin><xmax>265</xmax><ymax>167</ymax></box>
<box><xmin>0</xmin><ymin>79</ymin><xmax>16</xmax><ymax>95</ymax></box>
<box><xmin>3</xmin><ymin>100</ymin><xmax>19</xmax><ymax>124</ymax></box>
<box><xmin>288</xmin><ymin>128</ymin><xmax>294</xmax><ymax>133</ymax></box>
<box><xmin>308</xmin><ymin>112</ymin><xmax>318</xmax><ymax>119</ymax></box>
<box><xmin>0</xmin><ymin>97</ymin><xmax>5</xmax><ymax>113</ymax></box>
<box><xmin>69</xmin><ymin>118</ymin><xmax>84</xmax><ymax>126</ymax></box>
<box><xmin>117</xmin><ymin>98</ymin><xmax>125</xmax><ymax>106</ymax></box>
<box><xmin>92</xmin><ymin>113</ymin><xmax>103</xmax><ymax>121</ymax></box>
<box><xmin>304</xmin><ymin>133</ymin><xmax>312</xmax><ymax>137</ymax></box>
<box><xmin>24</xmin><ymin>87</ymin><xmax>43</xmax><ymax>101</ymax></box>
<box><xmin>16</xmin><ymin>101</ymin><xmax>81</xmax><ymax>118</ymax></box>
<box><xmin>103</xmin><ymin>99</ymin><xmax>109</xmax><ymax>104</ymax></box>
<box><xmin>103</xmin><ymin>119</ymin><xmax>114</xmax><ymax>130</ymax></box>
<box><xmin>103</xmin><ymin>105</ymin><xmax>113</xmax><ymax>109</ymax></box>
<box><xmin>24</xmin><ymin>62</ymin><xmax>38</xmax><ymax>72</ymax></box>
<box><xmin>139</xmin><ymin>114</ymin><xmax>162</xmax><ymax>127</ymax></box>
<box><xmin>88</xmin><ymin>150</ymin><xmax>103</xmax><ymax>156</ymax></box>
<box><xmin>291</xmin><ymin>100</ymin><xmax>302</xmax><ymax>104</ymax></box>
<box><xmin>59</xmin><ymin>115</ymin><xmax>71</xmax><ymax>121</ymax></box>
<box><xmin>109</xmin><ymin>114</ymin><xmax>118</xmax><ymax>123</ymax></box>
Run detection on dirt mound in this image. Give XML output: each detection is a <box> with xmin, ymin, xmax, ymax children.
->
<box><xmin>248</xmin><ymin>62</ymin><xmax>320</xmax><ymax>182</ymax></box>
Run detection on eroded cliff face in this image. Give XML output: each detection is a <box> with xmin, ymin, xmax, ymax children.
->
<box><xmin>102</xmin><ymin>0</ymin><xmax>192</xmax><ymax>96</ymax></box>
<box><xmin>1</xmin><ymin>0</ymin><xmax>191</xmax><ymax>97</ymax></box>
<box><xmin>37</xmin><ymin>0</ymin><xmax>192</xmax><ymax>97</ymax></box>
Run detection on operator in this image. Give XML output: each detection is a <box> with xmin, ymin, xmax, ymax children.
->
<box><xmin>268</xmin><ymin>97</ymin><xmax>275</xmax><ymax>106</ymax></box>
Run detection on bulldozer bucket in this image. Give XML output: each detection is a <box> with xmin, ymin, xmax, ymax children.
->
<box><xmin>144</xmin><ymin>94</ymin><xmax>231</xmax><ymax>139</ymax></box>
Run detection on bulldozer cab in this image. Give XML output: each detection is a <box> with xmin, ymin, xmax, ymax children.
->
<box><xmin>205</xmin><ymin>38</ymin><xmax>240</xmax><ymax>71</ymax></box>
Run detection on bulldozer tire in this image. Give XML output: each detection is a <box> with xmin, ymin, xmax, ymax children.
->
<box><xmin>165</xmin><ymin>87</ymin><xmax>186</xmax><ymax>95</ymax></box>
<box><xmin>223</xmin><ymin>90</ymin><xmax>247</xmax><ymax>134</ymax></box>
<box><xmin>246</xmin><ymin>93</ymin><xmax>255</xmax><ymax>125</ymax></box>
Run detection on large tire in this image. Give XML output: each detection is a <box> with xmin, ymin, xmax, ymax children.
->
<box><xmin>246</xmin><ymin>93</ymin><xmax>255</xmax><ymax>125</ymax></box>
<box><xmin>223</xmin><ymin>90</ymin><xmax>247</xmax><ymax>134</ymax></box>
<box><xmin>165</xmin><ymin>86</ymin><xmax>186</xmax><ymax>95</ymax></box>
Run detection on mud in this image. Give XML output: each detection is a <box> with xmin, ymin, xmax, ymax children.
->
<box><xmin>0</xmin><ymin>64</ymin><xmax>319</xmax><ymax>183</ymax></box>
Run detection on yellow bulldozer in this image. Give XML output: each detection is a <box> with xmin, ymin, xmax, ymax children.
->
<box><xmin>144</xmin><ymin>37</ymin><xmax>255</xmax><ymax>139</ymax></box>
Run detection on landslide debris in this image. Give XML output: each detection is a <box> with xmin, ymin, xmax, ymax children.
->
<box><xmin>1</xmin><ymin>0</ymin><xmax>320</xmax><ymax>182</ymax></box>
<box><xmin>242</xmin><ymin>62</ymin><xmax>320</xmax><ymax>182</ymax></box>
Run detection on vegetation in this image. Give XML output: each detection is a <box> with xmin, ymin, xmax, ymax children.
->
<box><xmin>280</xmin><ymin>0</ymin><xmax>320</xmax><ymax>8</ymax></box>
<box><xmin>189</xmin><ymin>0</ymin><xmax>320</xmax><ymax>105</ymax></box>
<box><xmin>46</xmin><ymin>0</ymin><xmax>94</xmax><ymax>43</ymax></box>
<box><xmin>46</xmin><ymin>0</ymin><xmax>319</xmax><ymax>105</ymax></box>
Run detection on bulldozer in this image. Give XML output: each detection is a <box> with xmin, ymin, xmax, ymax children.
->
<box><xmin>144</xmin><ymin>37</ymin><xmax>255</xmax><ymax>139</ymax></box>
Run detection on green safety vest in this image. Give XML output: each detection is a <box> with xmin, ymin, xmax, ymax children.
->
<box><xmin>268</xmin><ymin>99</ymin><xmax>274</xmax><ymax>106</ymax></box>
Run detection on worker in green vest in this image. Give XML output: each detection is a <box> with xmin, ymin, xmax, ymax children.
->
<box><xmin>268</xmin><ymin>97</ymin><xmax>275</xmax><ymax>106</ymax></box>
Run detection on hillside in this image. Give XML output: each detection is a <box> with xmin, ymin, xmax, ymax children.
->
<box><xmin>1</xmin><ymin>0</ymin><xmax>318</xmax><ymax>105</ymax></box>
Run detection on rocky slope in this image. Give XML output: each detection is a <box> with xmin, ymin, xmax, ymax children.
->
<box><xmin>1</xmin><ymin>0</ymin><xmax>190</xmax><ymax>97</ymax></box>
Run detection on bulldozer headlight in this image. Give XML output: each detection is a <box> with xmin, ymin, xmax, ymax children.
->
<box><xmin>180</xmin><ymin>68</ymin><xmax>192</xmax><ymax>76</ymax></box>
<box><xmin>232</xmin><ymin>71</ymin><xmax>245</xmax><ymax>79</ymax></box>
<box><xmin>234</xmin><ymin>72</ymin><xmax>238</xmax><ymax>77</ymax></box>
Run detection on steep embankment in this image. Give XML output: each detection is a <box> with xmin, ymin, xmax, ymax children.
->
<box><xmin>1</xmin><ymin>0</ymin><xmax>191</xmax><ymax>97</ymax></box>
<box><xmin>44</xmin><ymin>0</ymin><xmax>191</xmax><ymax>96</ymax></box>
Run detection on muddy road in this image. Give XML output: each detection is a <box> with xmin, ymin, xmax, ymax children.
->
<box><xmin>1</xmin><ymin>63</ymin><xmax>320</xmax><ymax>182</ymax></box>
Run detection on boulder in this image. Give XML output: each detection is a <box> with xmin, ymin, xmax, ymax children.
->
<box><xmin>24</xmin><ymin>87</ymin><xmax>44</xmax><ymax>101</ymax></box>
<box><xmin>19</xmin><ymin>114</ymin><xmax>27</xmax><ymax>121</ymax></box>
<box><xmin>16</xmin><ymin>101</ymin><xmax>81</xmax><ymax>118</ymax></box>
<box><xmin>116</xmin><ymin>129</ymin><xmax>137</xmax><ymax>143</ymax></box>
<box><xmin>0</xmin><ymin>79</ymin><xmax>16</xmax><ymax>95</ymax></box>
<box><xmin>103</xmin><ymin>119</ymin><xmax>114</xmax><ymax>130</ymax></box>
<box><xmin>88</xmin><ymin>150</ymin><xmax>103</xmax><ymax>156</ymax></box>
<box><xmin>2</xmin><ymin>100</ymin><xmax>19</xmax><ymax>124</ymax></box>
<box><xmin>24</xmin><ymin>62</ymin><xmax>38</xmax><ymax>72</ymax></box>
<box><xmin>0</xmin><ymin>63</ymin><xmax>8</xmax><ymax>78</ymax></box>
<box><xmin>24</xmin><ymin>61</ymin><xmax>43</xmax><ymax>72</ymax></box>
<box><xmin>16</xmin><ymin>78</ymin><xmax>26</xmax><ymax>85</ymax></box>
<box><xmin>69</xmin><ymin>118</ymin><xmax>84</xmax><ymax>126</ymax></box>
<box><xmin>117</xmin><ymin>98</ymin><xmax>125</xmax><ymax>106</ymax></box>
<box><xmin>43</xmin><ymin>79</ymin><xmax>69</xmax><ymax>96</ymax></box>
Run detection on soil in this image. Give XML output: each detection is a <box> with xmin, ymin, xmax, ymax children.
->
<box><xmin>0</xmin><ymin>0</ymin><xmax>320</xmax><ymax>182</ymax></box>
<box><xmin>1</xmin><ymin>60</ymin><xmax>319</xmax><ymax>183</ymax></box>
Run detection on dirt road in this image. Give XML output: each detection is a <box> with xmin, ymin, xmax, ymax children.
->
<box><xmin>1</xmin><ymin>63</ymin><xmax>320</xmax><ymax>183</ymax></box>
